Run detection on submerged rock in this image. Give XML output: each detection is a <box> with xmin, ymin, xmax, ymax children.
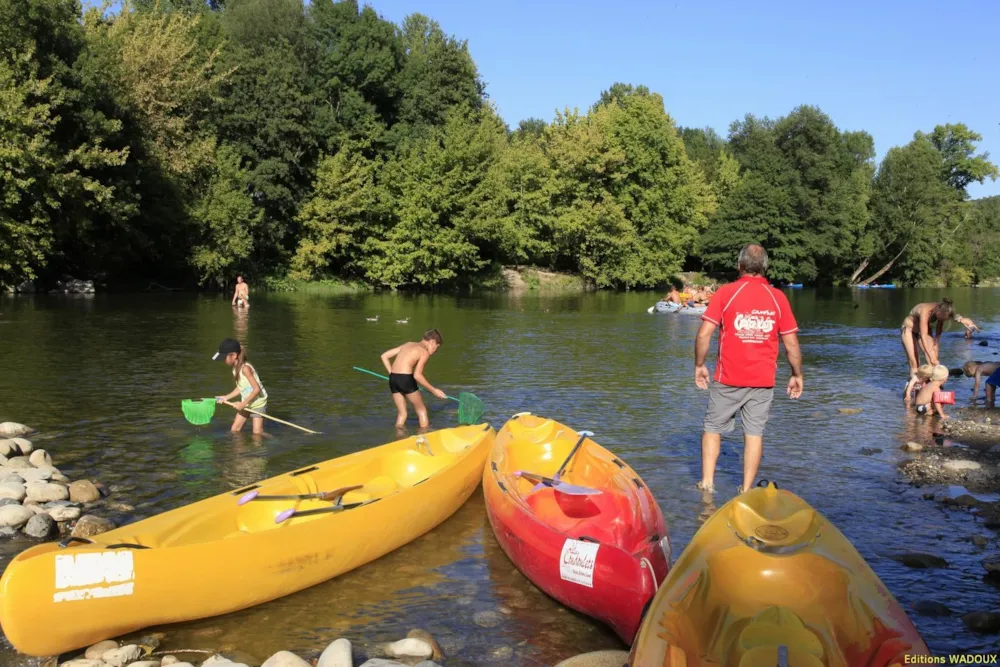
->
<box><xmin>943</xmin><ymin>460</ymin><xmax>982</xmax><ymax>472</ymax></box>
<box><xmin>554</xmin><ymin>650</ymin><xmax>632</xmax><ymax>667</ymax></box>
<box><xmin>473</xmin><ymin>610</ymin><xmax>504</xmax><ymax>628</ymax></box>
<box><xmin>859</xmin><ymin>447</ymin><xmax>882</xmax><ymax>456</ymax></box>
<box><xmin>885</xmin><ymin>552</ymin><xmax>949</xmax><ymax>568</ymax></box>
<box><xmin>838</xmin><ymin>408</ymin><xmax>863</xmax><ymax>415</ymax></box>
<box><xmin>60</xmin><ymin>660</ymin><xmax>106</xmax><ymax>667</ymax></box>
<box><xmin>962</xmin><ymin>611</ymin><xmax>1000</xmax><ymax>634</ymax></box>
<box><xmin>983</xmin><ymin>555</ymin><xmax>1000</xmax><ymax>576</ymax></box>
<box><xmin>317</xmin><ymin>638</ymin><xmax>352</xmax><ymax>667</ymax></box>
<box><xmin>901</xmin><ymin>442</ymin><xmax>923</xmax><ymax>452</ymax></box>
<box><xmin>912</xmin><ymin>600</ymin><xmax>953</xmax><ymax>617</ymax></box>
<box><xmin>974</xmin><ymin>535</ymin><xmax>990</xmax><ymax>547</ymax></box>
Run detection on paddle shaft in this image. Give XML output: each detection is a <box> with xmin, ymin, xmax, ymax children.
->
<box><xmin>352</xmin><ymin>366</ymin><xmax>457</xmax><ymax>402</ymax></box>
<box><xmin>554</xmin><ymin>431</ymin><xmax>590</xmax><ymax>479</ymax></box>
<box><xmin>223</xmin><ymin>401</ymin><xmax>320</xmax><ymax>434</ymax></box>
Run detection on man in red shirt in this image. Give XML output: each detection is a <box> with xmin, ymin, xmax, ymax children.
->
<box><xmin>693</xmin><ymin>244</ymin><xmax>803</xmax><ymax>494</ymax></box>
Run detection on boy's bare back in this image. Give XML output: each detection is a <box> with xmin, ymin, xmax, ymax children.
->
<box><xmin>389</xmin><ymin>342</ymin><xmax>429</xmax><ymax>374</ymax></box>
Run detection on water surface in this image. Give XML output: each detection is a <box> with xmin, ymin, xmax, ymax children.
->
<box><xmin>1</xmin><ymin>287</ymin><xmax>998</xmax><ymax>663</ymax></box>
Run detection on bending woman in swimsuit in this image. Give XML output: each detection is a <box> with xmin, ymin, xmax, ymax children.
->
<box><xmin>901</xmin><ymin>298</ymin><xmax>954</xmax><ymax>403</ymax></box>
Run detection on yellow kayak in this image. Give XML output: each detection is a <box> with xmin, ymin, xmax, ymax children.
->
<box><xmin>630</xmin><ymin>482</ymin><xmax>930</xmax><ymax>667</ymax></box>
<box><xmin>0</xmin><ymin>424</ymin><xmax>493</xmax><ymax>657</ymax></box>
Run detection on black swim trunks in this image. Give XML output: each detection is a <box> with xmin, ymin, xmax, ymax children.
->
<box><xmin>389</xmin><ymin>373</ymin><xmax>419</xmax><ymax>395</ymax></box>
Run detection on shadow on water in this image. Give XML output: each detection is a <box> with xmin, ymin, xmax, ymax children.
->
<box><xmin>1</xmin><ymin>288</ymin><xmax>999</xmax><ymax>662</ymax></box>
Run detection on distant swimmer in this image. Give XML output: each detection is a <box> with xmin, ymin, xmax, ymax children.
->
<box><xmin>232</xmin><ymin>275</ymin><xmax>249</xmax><ymax>308</ymax></box>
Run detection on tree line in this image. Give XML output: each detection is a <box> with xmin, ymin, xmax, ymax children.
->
<box><xmin>2</xmin><ymin>0</ymin><xmax>997</xmax><ymax>291</ymax></box>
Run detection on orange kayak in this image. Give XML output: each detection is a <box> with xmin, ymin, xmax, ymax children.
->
<box><xmin>630</xmin><ymin>482</ymin><xmax>930</xmax><ymax>666</ymax></box>
<box><xmin>484</xmin><ymin>414</ymin><xmax>670</xmax><ymax>643</ymax></box>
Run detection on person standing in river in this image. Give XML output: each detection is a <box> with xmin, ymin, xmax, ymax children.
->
<box><xmin>232</xmin><ymin>275</ymin><xmax>249</xmax><ymax>308</ymax></box>
<box><xmin>693</xmin><ymin>244</ymin><xmax>803</xmax><ymax>495</ymax></box>
<box><xmin>899</xmin><ymin>298</ymin><xmax>975</xmax><ymax>403</ymax></box>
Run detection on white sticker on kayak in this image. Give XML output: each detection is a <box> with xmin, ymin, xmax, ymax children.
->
<box><xmin>560</xmin><ymin>539</ymin><xmax>599</xmax><ymax>588</ymax></box>
<box><xmin>53</xmin><ymin>551</ymin><xmax>135</xmax><ymax>603</ymax></box>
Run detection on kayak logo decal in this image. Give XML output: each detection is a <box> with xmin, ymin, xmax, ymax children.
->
<box><xmin>53</xmin><ymin>551</ymin><xmax>135</xmax><ymax>603</ymax></box>
<box><xmin>560</xmin><ymin>538</ymin><xmax>599</xmax><ymax>588</ymax></box>
<box><xmin>754</xmin><ymin>525</ymin><xmax>789</xmax><ymax>541</ymax></box>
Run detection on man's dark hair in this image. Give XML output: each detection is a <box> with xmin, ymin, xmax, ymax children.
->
<box><xmin>738</xmin><ymin>244</ymin><xmax>768</xmax><ymax>275</ymax></box>
<box><xmin>423</xmin><ymin>329</ymin><xmax>443</xmax><ymax>344</ymax></box>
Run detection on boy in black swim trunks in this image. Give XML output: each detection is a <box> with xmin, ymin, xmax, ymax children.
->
<box><xmin>380</xmin><ymin>329</ymin><xmax>446</xmax><ymax>429</ymax></box>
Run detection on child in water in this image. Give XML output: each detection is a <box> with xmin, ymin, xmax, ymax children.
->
<box><xmin>380</xmin><ymin>329</ymin><xmax>446</xmax><ymax>429</ymax></box>
<box><xmin>964</xmin><ymin>360</ymin><xmax>1000</xmax><ymax>401</ymax></box>
<box><xmin>213</xmin><ymin>338</ymin><xmax>268</xmax><ymax>433</ymax></box>
<box><xmin>913</xmin><ymin>364</ymin><xmax>951</xmax><ymax>419</ymax></box>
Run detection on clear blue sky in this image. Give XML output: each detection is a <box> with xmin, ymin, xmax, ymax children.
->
<box><xmin>371</xmin><ymin>0</ymin><xmax>1000</xmax><ymax>199</ymax></box>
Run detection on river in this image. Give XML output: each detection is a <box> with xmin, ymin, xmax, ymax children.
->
<box><xmin>0</xmin><ymin>287</ymin><xmax>998</xmax><ymax>663</ymax></box>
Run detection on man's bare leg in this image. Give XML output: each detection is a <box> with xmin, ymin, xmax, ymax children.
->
<box><xmin>742</xmin><ymin>434</ymin><xmax>763</xmax><ymax>492</ymax></box>
<box><xmin>392</xmin><ymin>393</ymin><xmax>408</xmax><ymax>428</ymax></box>
<box><xmin>699</xmin><ymin>431</ymin><xmax>721</xmax><ymax>491</ymax></box>
<box><xmin>407</xmin><ymin>392</ymin><xmax>430</xmax><ymax>429</ymax></box>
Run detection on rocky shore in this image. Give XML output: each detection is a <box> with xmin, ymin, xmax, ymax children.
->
<box><xmin>0</xmin><ymin>422</ymin><xmax>114</xmax><ymax>541</ymax></box>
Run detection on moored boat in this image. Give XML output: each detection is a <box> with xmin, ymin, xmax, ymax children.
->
<box><xmin>483</xmin><ymin>413</ymin><xmax>670</xmax><ymax>644</ymax></box>
<box><xmin>629</xmin><ymin>482</ymin><xmax>930</xmax><ymax>666</ymax></box>
<box><xmin>0</xmin><ymin>424</ymin><xmax>494</xmax><ymax>657</ymax></box>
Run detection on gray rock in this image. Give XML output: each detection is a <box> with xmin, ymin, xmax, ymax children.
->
<box><xmin>385</xmin><ymin>638</ymin><xmax>432</xmax><ymax>660</ymax></box>
<box><xmin>553</xmin><ymin>651</ymin><xmax>632</xmax><ymax>667</ymax></box>
<box><xmin>85</xmin><ymin>639</ymin><xmax>118</xmax><ymax>659</ymax></box>
<box><xmin>260</xmin><ymin>652</ymin><xmax>311</xmax><ymax>667</ymax></box>
<box><xmin>69</xmin><ymin>480</ymin><xmax>101</xmax><ymax>504</ymax></box>
<box><xmin>912</xmin><ymin>600</ymin><xmax>953</xmax><ymax>617</ymax></box>
<box><xmin>26</xmin><ymin>481</ymin><xmax>69</xmax><ymax>503</ymax></box>
<box><xmin>943</xmin><ymin>460</ymin><xmax>982</xmax><ymax>472</ymax></box>
<box><xmin>0</xmin><ymin>504</ymin><xmax>35</xmax><ymax>528</ymax></box>
<box><xmin>358</xmin><ymin>661</ymin><xmax>408</xmax><ymax>667</ymax></box>
<box><xmin>947</xmin><ymin>494</ymin><xmax>980</xmax><ymax>507</ymax></box>
<box><xmin>71</xmin><ymin>514</ymin><xmax>116</xmax><ymax>538</ymax></box>
<box><xmin>962</xmin><ymin>611</ymin><xmax>1000</xmax><ymax>634</ymax></box>
<box><xmin>0</xmin><ymin>498</ymin><xmax>20</xmax><ymax>507</ymax></box>
<box><xmin>0</xmin><ymin>482</ymin><xmax>26</xmax><ymax>502</ymax></box>
<box><xmin>5</xmin><ymin>457</ymin><xmax>33</xmax><ymax>470</ymax></box>
<box><xmin>983</xmin><ymin>555</ymin><xmax>1000</xmax><ymax>576</ymax></box>
<box><xmin>885</xmin><ymin>552</ymin><xmax>949</xmax><ymax>568</ymax></box>
<box><xmin>974</xmin><ymin>535</ymin><xmax>990</xmax><ymax>547</ymax></box>
<box><xmin>0</xmin><ymin>526</ymin><xmax>17</xmax><ymax>537</ymax></box>
<box><xmin>488</xmin><ymin>646</ymin><xmax>514</xmax><ymax>661</ymax></box>
<box><xmin>24</xmin><ymin>513</ymin><xmax>56</xmax><ymax>538</ymax></box>
<box><xmin>901</xmin><ymin>442</ymin><xmax>923</xmax><ymax>452</ymax></box>
<box><xmin>11</xmin><ymin>437</ymin><xmax>33</xmax><ymax>454</ymax></box>
<box><xmin>101</xmin><ymin>644</ymin><xmax>143</xmax><ymax>667</ymax></box>
<box><xmin>48</xmin><ymin>505</ymin><xmax>82</xmax><ymax>522</ymax></box>
<box><xmin>317</xmin><ymin>639</ymin><xmax>352</xmax><ymax>667</ymax></box>
<box><xmin>29</xmin><ymin>448</ymin><xmax>52</xmax><ymax>466</ymax></box>
<box><xmin>0</xmin><ymin>422</ymin><xmax>33</xmax><ymax>437</ymax></box>
<box><xmin>0</xmin><ymin>473</ymin><xmax>24</xmax><ymax>485</ymax></box>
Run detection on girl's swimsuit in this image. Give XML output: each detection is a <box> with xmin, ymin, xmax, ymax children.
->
<box><xmin>235</xmin><ymin>363</ymin><xmax>268</xmax><ymax>412</ymax></box>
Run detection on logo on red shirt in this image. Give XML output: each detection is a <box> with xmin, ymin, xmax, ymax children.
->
<box><xmin>733</xmin><ymin>310</ymin><xmax>777</xmax><ymax>342</ymax></box>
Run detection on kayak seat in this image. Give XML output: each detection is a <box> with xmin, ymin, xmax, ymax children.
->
<box><xmin>730</xmin><ymin>499</ymin><xmax>820</xmax><ymax>549</ymax></box>
<box><xmin>735</xmin><ymin>606</ymin><xmax>825</xmax><ymax>664</ymax></box>
<box><xmin>435</xmin><ymin>430</ymin><xmax>475</xmax><ymax>454</ymax></box>
<box><xmin>525</xmin><ymin>488</ymin><xmax>628</xmax><ymax>546</ymax></box>
<box><xmin>507</xmin><ymin>418</ymin><xmax>558</xmax><ymax>446</ymax></box>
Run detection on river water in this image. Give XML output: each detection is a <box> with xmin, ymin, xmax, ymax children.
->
<box><xmin>0</xmin><ymin>287</ymin><xmax>998</xmax><ymax>664</ymax></box>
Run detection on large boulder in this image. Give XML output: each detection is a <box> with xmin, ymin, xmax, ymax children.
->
<box><xmin>317</xmin><ymin>639</ymin><xmax>352</xmax><ymax>667</ymax></box>
<box><xmin>23</xmin><ymin>513</ymin><xmax>57</xmax><ymax>539</ymax></box>
<box><xmin>26</xmin><ymin>481</ymin><xmax>69</xmax><ymax>503</ymax></box>
<box><xmin>0</xmin><ymin>482</ymin><xmax>26</xmax><ymax>502</ymax></box>
<box><xmin>10</xmin><ymin>438</ymin><xmax>33</xmax><ymax>454</ymax></box>
<box><xmin>0</xmin><ymin>505</ymin><xmax>35</xmax><ymax>529</ymax></box>
<box><xmin>29</xmin><ymin>450</ymin><xmax>52</xmax><ymax>467</ymax></box>
<box><xmin>69</xmin><ymin>480</ymin><xmax>101</xmax><ymax>504</ymax></box>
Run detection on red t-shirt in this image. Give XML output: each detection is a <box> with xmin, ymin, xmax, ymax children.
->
<box><xmin>701</xmin><ymin>276</ymin><xmax>799</xmax><ymax>388</ymax></box>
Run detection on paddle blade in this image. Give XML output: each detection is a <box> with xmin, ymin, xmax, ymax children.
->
<box><xmin>181</xmin><ymin>398</ymin><xmax>216</xmax><ymax>426</ymax></box>
<box><xmin>237</xmin><ymin>490</ymin><xmax>259</xmax><ymax>505</ymax></box>
<box><xmin>275</xmin><ymin>509</ymin><xmax>295</xmax><ymax>524</ymax></box>
<box><xmin>457</xmin><ymin>392</ymin><xmax>485</xmax><ymax>425</ymax></box>
<box><xmin>552</xmin><ymin>483</ymin><xmax>603</xmax><ymax>496</ymax></box>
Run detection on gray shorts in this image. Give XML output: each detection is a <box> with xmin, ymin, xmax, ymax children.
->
<box><xmin>703</xmin><ymin>383</ymin><xmax>774</xmax><ymax>437</ymax></box>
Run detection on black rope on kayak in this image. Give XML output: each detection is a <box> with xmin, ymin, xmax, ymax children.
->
<box><xmin>756</xmin><ymin>479</ymin><xmax>778</xmax><ymax>489</ymax></box>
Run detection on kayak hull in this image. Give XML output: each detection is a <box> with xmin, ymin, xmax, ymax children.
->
<box><xmin>484</xmin><ymin>414</ymin><xmax>670</xmax><ymax>644</ymax></box>
<box><xmin>0</xmin><ymin>424</ymin><xmax>494</xmax><ymax>657</ymax></box>
<box><xmin>653</xmin><ymin>301</ymin><xmax>707</xmax><ymax>316</ymax></box>
<box><xmin>630</xmin><ymin>483</ymin><xmax>930</xmax><ymax>666</ymax></box>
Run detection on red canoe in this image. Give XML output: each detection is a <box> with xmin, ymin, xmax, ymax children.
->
<box><xmin>483</xmin><ymin>413</ymin><xmax>671</xmax><ymax>644</ymax></box>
